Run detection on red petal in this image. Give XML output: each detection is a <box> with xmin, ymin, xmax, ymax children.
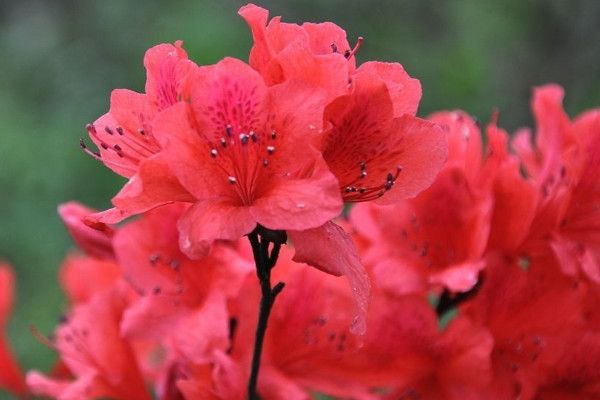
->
<box><xmin>0</xmin><ymin>264</ymin><xmax>26</xmax><ymax>397</ymax></box>
<box><xmin>111</xmin><ymin>156</ymin><xmax>195</xmax><ymax>214</ymax></box>
<box><xmin>189</xmin><ymin>58</ymin><xmax>268</xmax><ymax>142</ymax></box>
<box><xmin>373</xmin><ymin>115</ymin><xmax>447</xmax><ymax>204</ymax></box>
<box><xmin>252</xmin><ymin>160</ymin><xmax>343</xmax><ymax>231</ymax></box>
<box><xmin>58</xmin><ymin>202</ymin><xmax>115</xmax><ymax>260</ymax></box>
<box><xmin>0</xmin><ymin>264</ymin><xmax>15</xmax><ymax>325</ymax></box>
<box><xmin>356</xmin><ymin>61</ymin><xmax>422</xmax><ymax>117</ymax></box>
<box><xmin>143</xmin><ymin>42</ymin><xmax>195</xmax><ymax>110</ymax></box>
<box><xmin>288</xmin><ymin>221</ymin><xmax>370</xmax><ymax>335</ymax></box>
<box><xmin>178</xmin><ymin>200</ymin><xmax>255</xmax><ymax>258</ymax></box>
<box><xmin>238</xmin><ymin>4</ymin><xmax>276</xmax><ymax>75</ymax></box>
<box><xmin>59</xmin><ymin>254</ymin><xmax>121</xmax><ymax>304</ymax></box>
<box><xmin>429</xmin><ymin>111</ymin><xmax>483</xmax><ymax>182</ymax></box>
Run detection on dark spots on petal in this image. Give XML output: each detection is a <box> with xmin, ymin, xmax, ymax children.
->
<box><xmin>149</xmin><ymin>253</ymin><xmax>160</xmax><ymax>265</ymax></box>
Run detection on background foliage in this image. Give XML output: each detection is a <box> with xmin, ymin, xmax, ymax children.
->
<box><xmin>1</xmin><ymin>0</ymin><xmax>599</xmax><ymax>398</ymax></box>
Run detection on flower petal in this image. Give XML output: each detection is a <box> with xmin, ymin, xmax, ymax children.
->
<box><xmin>178</xmin><ymin>200</ymin><xmax>255</xmax><ymax>259</ymax></box>
<box><xmin>288</xmin><ymin>221</ymin><xmax>370</xmax><ymax>335</ymax></box>
<box><xmin>252</xmin><ymin>159</ymin><xmax>343</xmax><ymax>231</ymax></box>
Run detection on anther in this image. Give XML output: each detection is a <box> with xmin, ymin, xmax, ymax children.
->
<box><xmin>271</xmin><ymin>130</ymin><xmax>276</xmax><ymax>139</ymax></box>
<box><xmin>149</xmin><ymin>253</ymin><xmax>160</xmax><ymax>265</ymax></box>
<box><xmin>345</xmin><ymin>37</ymin><xmax>364</xmax><ymax>60</ymax></box>
<box><xmin>226</xmin><ymin>125</ymin><xmax>232</xmax><ymax>137</ymax></box>
<box><xmin>360</xmin><ymin>171</ymin><xmax>367</xmax><ymax>178</ymax></box>
<box><xmin>263</xmin><ymin>159</ymin><xmax>269</xmax><ymax>167</ymax></box>
<box><xmin>221</xmin><ymin>138</ymin><xmax>227</xmax><ymax>148</ymax></box>
<box><xmin>345</xmin><ymin>187</ymin><xmax>352</xmax><ymax>193</ymax></box>
<box><xmin>267</xmin><ymin>146</ymin><xmax>275</xmax><ymax>155</ymax></box>
<box><xmin>239</xmin><ymin>133</ymin><xmax>249</xmax><ymax>145</ymax></box>
<box><xmin>138</xmin><ymin>128</ymin><xmax>145</xmax><ymax>136</ymax></box>
<box><xmin>249</xmin><ymin>131</ymin><xmax>257</xmax><ymax>142</ymax></box>
<box><xmin>104</xmin><ymin>126</ymin><xmax>114</xmax><ymax>135</ymax></box>
<box><xmin>210</xmin><ymin>149</ymin><xmax>218</xmax><ymax>158</ymax></box>
<box><xmin>116</xmin><ymin>126</ymin><xmax>124</xmax><ymax>135</ymax></box>
<box><xmin>360</xmin><ymin>161</ymin><xmax>366</xmax><ymax>171</ymax></box>
<box><xmin>359</xmin><ymin>187</ymin><xmax>366</xmax><ymax>193</ymax></box>
<box><xmin>228</xmin><ymin>176</ymin><xmax>237</xmax><ymax>184</ymax></box>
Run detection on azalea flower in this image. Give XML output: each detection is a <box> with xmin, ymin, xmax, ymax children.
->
<box><xmin>0</xmin><ymin>263</ymin><xmax>27</xmax><ymax>398</ymax></box>
<box><xmin>154</xmin><ymin>57</ymin><xmax>343</xmax><ymax>257</ymax></box>
<box><xmin>460</xmin><ymin>253</ymin><xmax>586</xmax><ymax>400</ymax></box>
<box><xmin>27</xmin><ymin>286</ymin><xmax>153</xmax><ymax>400</ymax></box>
<box><xmin>513</xmin><ymin>85</ymin><xmax>600</xmax><ymax>282</ymax></box>
<box><xmin>239</xmin><ymin>4</ymin><xmax>447</xmax><ymax>334</ymax></box>
<box><xmin>112</xmin><ymin>203</ymin><xmax>252</xmax><ymax>363</ymax></box>
<box><xmin>349</xmin><ymin>112</ymin><xmax>491</xmax><ymax>296</ymax></box>
<box><xmin>81</xmin><ymin>41</ymin><xmax>197</xmax><ymax>225</ymax></box>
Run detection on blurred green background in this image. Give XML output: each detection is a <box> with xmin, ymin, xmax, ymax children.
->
<box><xmin>1</xmin><ymin>0</ymin><xmax>599</xmax><ymax>398</ymax></box>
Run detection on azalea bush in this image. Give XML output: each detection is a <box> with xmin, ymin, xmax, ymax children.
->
<box><xmin>1</xmin><ymin>4</ymin><xmax>600</xmax><ymax>400</ymax></box>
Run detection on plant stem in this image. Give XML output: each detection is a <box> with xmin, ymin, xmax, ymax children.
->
<box><xmin>247</xmin><ymin>231</ymin><xmax>285</xmax><ymax>400</ymax></box>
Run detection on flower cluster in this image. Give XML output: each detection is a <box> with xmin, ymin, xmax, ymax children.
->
<box><xmin>0</xmin><ymin>4</ymin><xmax>599</xmax><ymax>400</ymax></box>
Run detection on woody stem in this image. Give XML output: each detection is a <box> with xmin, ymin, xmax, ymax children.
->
<box><xmin>247</xmin><ymin>229</ymin><xmax>285</xmax><ymax>400</ymax></box>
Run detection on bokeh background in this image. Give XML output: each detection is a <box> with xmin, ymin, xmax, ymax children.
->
<box><xmin>1</xmin><ymin>0</ymin><xmax>599</xmax><ymax>398</ymax></box>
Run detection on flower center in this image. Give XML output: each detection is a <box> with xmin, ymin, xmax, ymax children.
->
<box><xmin>208</xmin><ymin>124</ymin><xmax>278</xmax><ymax>205</ymax></box>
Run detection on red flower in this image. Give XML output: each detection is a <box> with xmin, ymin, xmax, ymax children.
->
<box><xmin>0</xmin><ymin>263</ymin><xmax>27</xmax><ymax>398</ymax></box>
<box><xmin>239</xmin><ymin>4</ymin><xmax>444</xmax><ymax>205</ymax></box>
<box><xmin>368</xmin><ymin>298</ymin><xmax>493</xmax><ymax>400</ymax></box>
<box><xmin>112</xmin><ymin>203</ymin><xmax>252</xmax><ymax>362</ymax></box>
<box><xmin>460</xmin><ymin>253</ymin><xmax>586</xmax><ymax>400</ymax></box>
<box><xmin>239</xmin><ymin>4</ymin><xmax>356</xmax><ymax>101</ymax></box>
<box><xmin>239</xmin><ymin>4</ymin><xmax>422</xmax><ymax>114</ymax></box>
<box><xmin>154</xmin><ymin>57</ymin><xmax>343</xmax><ymax>257</ymax></box>
<box><xmin>82</xmin><ymin>41</ymin><xmax>197</xmax><ymax>225</ymax></box>
<box><xmin>27</xmin><ymin>287</ymin><xmax>152</xmax><ymax>400</ymax></box>
<box><xmin>321</xmin><ymin>71</ymin><xmax>446</xmax><ymax>204</ymax></box>
<box><xmin>241</xmin><ymin>4</ymin><xmax>446</xmax><ymax>335</ymax></box>
<box><xmin>513</xmin><ymin>85</ymin><xmax>600</xmax><ymax>282</ymax></box>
